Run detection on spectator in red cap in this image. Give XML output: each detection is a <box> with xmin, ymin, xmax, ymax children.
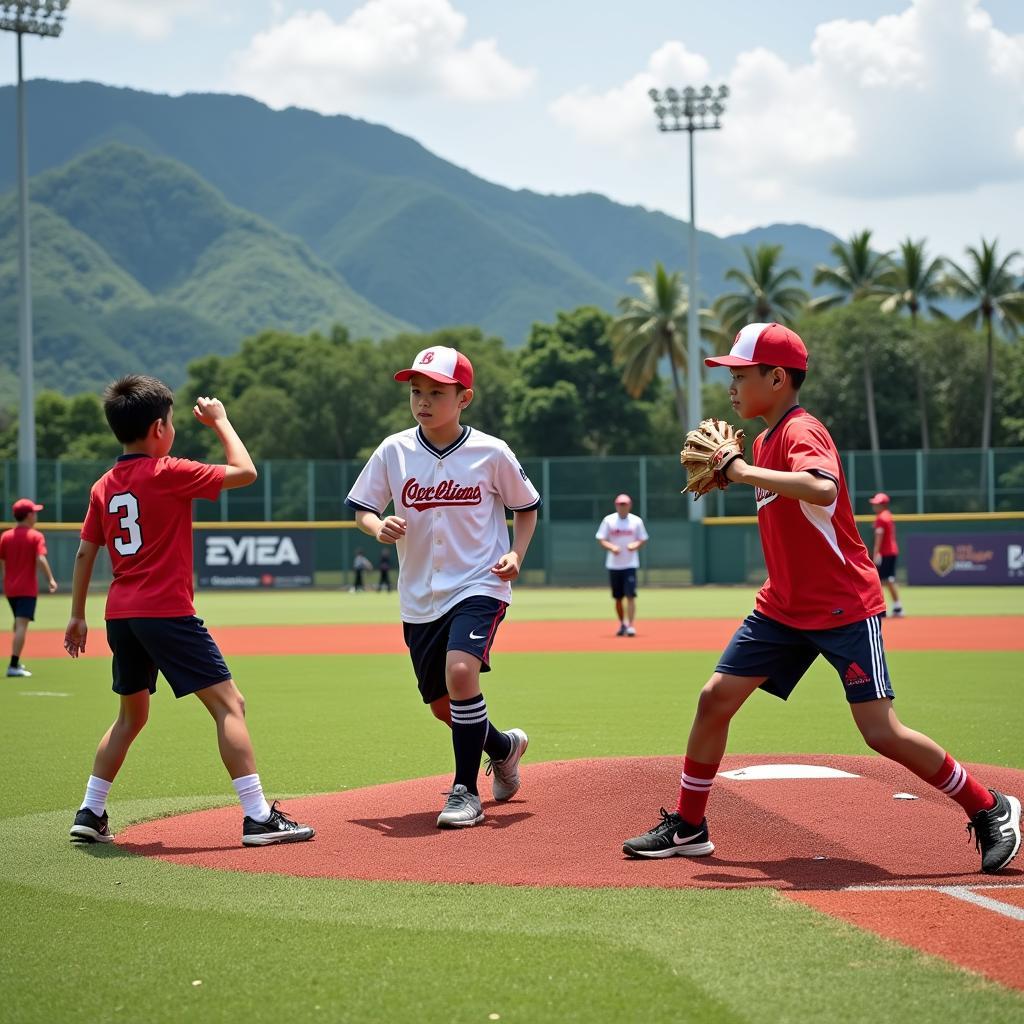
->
<box><xmin>596</xmin><ymin>493</ymin><xmax>648</xmax><ymax>636</ymax></box>
<box><xmin>0</xmin><ymin>498</ymin><xmax>58</xmax><ymax>677</ymax></box>
<box><xmin>869</xmin><ymin>493</ymin><xmax>904</xmax><ymax>617</ymax></box>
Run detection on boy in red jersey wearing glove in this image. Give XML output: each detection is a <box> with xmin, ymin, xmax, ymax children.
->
<box><xmin>623</xmin><ymin>324</ymin><xmax>1020</xmax><ymax>874</ymax></box>
<box><xmin>65</xmin><ymin>375</ymin><xmax>314</xmax><ymax>848</ymax></box>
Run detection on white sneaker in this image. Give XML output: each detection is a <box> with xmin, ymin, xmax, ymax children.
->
<box><xmin>6</xmin><ymin>665</ymin><xmax>31</xmax><ymax>677</ymax></box>
<box><xmin>625</xmin><ymin>625</ymin><xmax>636</xmax><ymax>637</ymax></box>
<box><xmin>486</xmin><ymin>728</ymin><xmax>529</xmax><ymax>802</ymax></box>
<box><xmin>436</xmin><ymin>784</ymin><xmax>484</xmax><ymax>828</ymax></box>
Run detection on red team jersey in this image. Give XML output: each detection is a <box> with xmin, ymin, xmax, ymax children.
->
<box><xmin>0</xmin><ymin>526</ymin><xmax>47</xmax><ymax>596</ymax></box>
<box><xmin>752</xmin><ymin>407</ymin><xmax>884</xmax><ymax>630</ymax></box>
<box><xmin>81</xmin><ymin>454</ymin><xmax>225</xmax><ymax>619</ymax></box>
<box><xmin>874</xmin><ymin>509</ymin><xmax>899</xmax><ymax>556</ymax></box>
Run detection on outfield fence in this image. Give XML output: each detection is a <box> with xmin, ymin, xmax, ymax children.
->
<box><xmin>4</xmin><ymin>448</ymin><xmax>1023</xmax><ymax>587</ymax></box>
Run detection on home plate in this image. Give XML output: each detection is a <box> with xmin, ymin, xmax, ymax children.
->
<box><xmin>719</xmin><ymin>763</ymin><xmax>861</xmax><ymax>780</ymax></box>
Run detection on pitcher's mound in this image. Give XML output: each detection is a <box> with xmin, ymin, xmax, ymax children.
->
<box><xmin>118</xmin><ymin>754</ymin><xmax>1024</xmax><ymax>890</ymax></box>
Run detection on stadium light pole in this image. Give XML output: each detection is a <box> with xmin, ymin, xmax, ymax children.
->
<box><xmin>1</xmin><ymin>1</ymin><xmax>70</xmax><ymax>501</ymax></box>
<box><xmin>648</xmin><ymin>83</ymin><xmax>727</xmax><ymax>528</ymax></box>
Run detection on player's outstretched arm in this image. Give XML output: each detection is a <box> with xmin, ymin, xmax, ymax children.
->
<box><xmin>65</xmin><ymin>540</ymin><xmax>100</xmax><ymax>658</ymax></box>
<box><xmin>192</xmin><ymin>396</ymin><xmax>257</xmax><ymax>490</ymax></box>
<box><xmin>725</xmin><ymin>461</ymin><xmax>838</xmax><ymax>506</ymax></box>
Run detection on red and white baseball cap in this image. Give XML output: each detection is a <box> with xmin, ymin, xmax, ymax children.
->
<box><xmin>869</xmin><ymin>492</ymin><xmax>890</xmax><ymax>505</ymax></box>
<box><xmin>705</xmin><ymin>323</ymin><xmax>808</xmax><ymax>371</ymax></box>
<box><xmin>12</xmin><ymin>498</ymin><xmax>43</xmax><ymax>517</ymax></box>
<box><xmin>394</xmin><ymin>346</ymin><xmax>474</xmax><ymax>388</ymax></box>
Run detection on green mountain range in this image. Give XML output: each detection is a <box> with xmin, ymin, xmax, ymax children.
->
<box><xmin>0</xmin><ymin>80</ymin><xmax>842</xmax><ymax>398</ymax></box>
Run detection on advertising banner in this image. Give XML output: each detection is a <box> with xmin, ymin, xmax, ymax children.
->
<box><xmin>196</xmin><ymin>530</ymin><xmax>314</xmax><ymax>589</ymax></box>
<box><xmin>906</xmin><ymin>533</ymin><xmax>1024</xmax><ymax>586</ymax></box>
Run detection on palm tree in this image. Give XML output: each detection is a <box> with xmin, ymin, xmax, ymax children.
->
<box><xmin>942</xmin><ymin>239</ymin><xmax>1024</xmax><ymax>452</ymax></box>
<box><xmin>610</xmin><ymin>262</ymin><xmax>719</xmax><ymax>430</ymax></box>
<box><xmin>713</xmin><ymin>243</ymin><xmax>809</xmax><ymax>338</ymax></box>
<box><xmin>810</xmin><ymin>230</ymin><xmax>896</xmax><ymax>487</ymax></box>
<box><xmin>879</xmin><ymin>238</ymin><xmax>946</xmax><ymax>450</ymax></box>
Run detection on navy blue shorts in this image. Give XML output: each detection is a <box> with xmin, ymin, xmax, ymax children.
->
<box><xmin>7</xmin><ymin>596</ymin><xmax>37</xmax><ymax>621</ymax></box>
<box><xmin>609</xmin><ymin>569</ymin><xmax>637</xmax><ymax>599</ymax></box>
<box><xmin>106</xmin><ymin>617</ymin><xmax>232</xmax><ymax>699</ymax></box>
<box><xmin>716</xmin><ymin>610</ymin><xmax>895</xmax><ymax>705</ymax></box>
<box><xmin>403</xmin><ymin>596</ymin><xmax>507</xmax><ymax>704</ymax></box>
<box><xmin>877</xmin><ymin>555</ymin><xmax>897</xmax><ymax>582</ymax></box>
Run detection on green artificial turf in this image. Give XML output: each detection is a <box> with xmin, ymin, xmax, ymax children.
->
<box><xmin>24</xmin><ymin>584</ymin><xmax>1024</xmax><ymax>630</ymax></box>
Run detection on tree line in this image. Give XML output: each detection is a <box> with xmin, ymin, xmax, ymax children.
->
<box><xmin>1</xmin><ymin>233</ymin><xmax>1021</xmax><ymax>465</ymax></box>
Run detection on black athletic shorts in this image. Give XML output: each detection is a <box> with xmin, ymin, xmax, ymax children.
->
<box><xmin>876</xmin><ymin>555</ymin><xmax>897</xmax><ymax>582</ymax></box>
<box><xmin>7</xmin><ymin>596</ymin><xmax>37</xmax><ymax>620</ymax></box>
<box><xmin>106</xmin><ymin>616</ymin><xmax>232</xmax><ymax>699</ymax></box>
<box><xmin>608</xmin><ymin>568</ymin><xmax>637</xmax><ymax>599</ymax></box>
<box><xmin>403</xmin><ymin>596</ymin><xmax>507</xmax><ymax>704</ymax></box>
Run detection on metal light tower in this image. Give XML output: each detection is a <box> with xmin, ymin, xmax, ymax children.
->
<box><xmin>648</xmin><ymin>83</ymin><xmax>727</xmax><ymax>528</ymax></box>
<box><xmin>1</xmin><ymin>1</ymin><xmax>70</xmax><ymax>500</ymax></box>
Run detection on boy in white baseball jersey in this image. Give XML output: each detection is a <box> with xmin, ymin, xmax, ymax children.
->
<box><xmin>346</xmin><ymin>347</ymin><xmax>541</xmax><ymax>829</ymax></box>
<box><xmin>596</xmin><ymin>494</ymin><xmax>648</xmax><ymax>636</ymax></box>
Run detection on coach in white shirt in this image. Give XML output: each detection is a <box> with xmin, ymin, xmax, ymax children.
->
<box><xmin>596</xmin><ymin>493</ymin><xmax>648</xmax><ymax>637</ymax></box>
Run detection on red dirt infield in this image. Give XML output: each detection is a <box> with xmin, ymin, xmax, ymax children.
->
<box><xmin>29</xmin><ymin>614</ymin><xmax>1023</xmax><ymax>659</ymax></box>
<box><xmin>119</xmin><ymin>753</ymin><xmax>1024</xmax><ymax>990</ymax></box>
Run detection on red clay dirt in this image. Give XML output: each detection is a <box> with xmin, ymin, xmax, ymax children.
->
<box><xmin>28</xmin><ymin>614</ymin><xmax>1023</xmax><ymax>659</ymax></box>
<box><xmin>118</xmin><ymin>754</ymin><xmax>1024</xmax><ymax>990</ymax></box>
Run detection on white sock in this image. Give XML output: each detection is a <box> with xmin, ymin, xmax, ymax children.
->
<box><xmin>232</xmin><ymin>773</ymin><xmax>271</xmax><ymax>822</ymax></box>
<box><xmin>81</xmin><ymin>775</ymin><xmax>112</xmax><ymax>816</ymax></box>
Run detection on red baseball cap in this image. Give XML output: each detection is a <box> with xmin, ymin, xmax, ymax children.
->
<box><xmin>12</xmin><ymin>498</ymin><xmax>43</xmax><ymax>517</ymax></box>
<box><xmin>869</xmin><ymin>493</ymin><xmax>890</xmax><ymax>505</ymax></box>
<box><xmin>705</xmin><ymin>322</ymin><xmax>808</xmax><ymax>371</ymax></box>
<box><xmin>614</xmin><ymin>493</ymin><xmax>632</xmax><ymax>505</ymax></box>
<box><xmin>394</xmin><ymin>346</ymin><xmax>474</xmax><ymax>388</ymax></box>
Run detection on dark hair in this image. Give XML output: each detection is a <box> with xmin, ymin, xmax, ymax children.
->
<box><xmin>13</xmin><ymin>509</ymin><xmax>31</xmax><ymax>523</ymax></box>
<box><xmin>102</xmin><ymin>375</ymin><xmax>174</xmax><ymax>443</ymax></box>
<box><xmin>758</xmin><ymin>365</ymin><xmax>806</xmax><ymax>391</ymax></box>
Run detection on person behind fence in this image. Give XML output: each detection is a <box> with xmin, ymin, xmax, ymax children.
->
<box><xmin>63</xmin><ymin>374</ymin><xmax>314</xmax><ymax>849</ymax></box>
<box><xmin>595</xmin><ymin>493</ymin><xmax>648</xmax><ymax>637</ymax></box>
<box><xmin>351</xmin><ymin>549</ymin><xmax>373</xmax><ymax>592</ymax></box>
<box><xmin>869</xmin><ymin>492</ymin><xmax>904</xmax><ymax>618</ymax></box>
<box><xmin>346</xmin><ymin>345</ymin><xmax>540</xmax><ymax>830</ymax></box>
<box><xmin>378</xmin><ymin>548</ymin><xmax>392</xmax><ymax>592</ymax></box>
<box><xmin>621</xmin><ymin>323</ymin><xmax>1020</xmax><ymax>874</ymax></box>
<box><xmin>1</xmin><ymin>498</ymin><xmax>58</xmax><ymax>678</ymax></box>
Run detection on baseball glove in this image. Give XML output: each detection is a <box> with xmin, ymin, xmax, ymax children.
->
<box><xmin>680</xmin><ymin>419</ymin><xmax>746</xmax><ymax>500</ymax></box>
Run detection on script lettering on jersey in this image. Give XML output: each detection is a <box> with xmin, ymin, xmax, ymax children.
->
<box><xmin>401</xmin><ymin>477</ymin><xmax>483</xmax><ymax>512</ymax></box>
<box><xmin>205</xmin><ymin>535</ymin><xmax>301</xmax><ymax>566</ymax></box>
<box><xmin>755</xmin><ymin>487</ymin><xmax>779</xmax><ymax>511</ymax></box>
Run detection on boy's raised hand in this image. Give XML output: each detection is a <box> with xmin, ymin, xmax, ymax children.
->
<box><xmin>64</xmin><ymin>617</ymin><xmax>87</xmax><ymax>658</ymax></box>
<box><xmin>193</xmin><ymin>396</ymin><xmax>228</xmax><ymax>427</ymax></box>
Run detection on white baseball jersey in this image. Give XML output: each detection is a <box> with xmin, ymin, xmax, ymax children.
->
<box><xmin>345</xmin><ymin>425</ymin><xmax>541</xmax><ymax>623</ymax></box>
<box><xmin>596</xmin><ymin>513</ymin><xmax>648</xmax><ymax>570</ymax></box>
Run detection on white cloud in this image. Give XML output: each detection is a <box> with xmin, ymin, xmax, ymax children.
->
<box><xmin>73</xmin><ymin>0</ymin><xmax>206</xmax><ymax>40</ymax></box>
<box><xmin>227</xmin><ymin>0</ymin><xmax>535</xmax><ymax>111</ymax></box>
<box><xmin>549</xmin><ymin>0</ymin><xmax>1024</xmax><ymax>201</ymax></box>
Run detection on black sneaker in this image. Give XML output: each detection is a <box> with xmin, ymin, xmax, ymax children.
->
<box><xmin>622</xmin><ymin>808</ymin><xmax>715</xmax><ymax>859</ymax></box>
<box><xmin>70</xmin><ymin>807</ymin><xmax>114</xmax><ymax>844</ymax></box>
<box><xmin>242</xmin><ymin>801</ymin><xmax>315</xmax><ymax>846</ymax></box>
<box><xmin>967</xmin><ymin>790</ymin><xmax>1021</xmax><ymax>874</ymax></box>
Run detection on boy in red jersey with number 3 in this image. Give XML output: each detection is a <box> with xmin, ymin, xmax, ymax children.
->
<box><xmin>623</xmin><ymin>324</ymin><xmax>1020</xmax><ymax>873</ymax></box>
<box><xmin>64</xmin><ymin>375</ymin><xmax>314</xmax><ymax>848</ymax></box>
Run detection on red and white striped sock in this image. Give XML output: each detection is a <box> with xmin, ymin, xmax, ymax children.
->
<box><xmin>676</xmin><ymin>757</ymin><xmax>719</xmax><ymax>826</ymax></box>
<box><xmin>923</xmin><ymin>753</ymin><xmax>995</xmax><ymax>818</ymax></box>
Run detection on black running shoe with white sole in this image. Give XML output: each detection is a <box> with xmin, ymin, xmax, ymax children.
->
<box><xmin>968</xmin><ymin>790</ymin><xmax>1021</xmax><ymax>873</ymax></box>
<box><xmin>622</xmin><ymin>808</ymin><xmax>715</xmax><ymax>859</ymax></box>
<box><xmin>70</xmin><ymin>807</ymin><xmax>114</xmax><ymax>844</ymax></box>
<box><xmin>242</xmin><ymin>801</ymin><xmax>315</xmax><ymax>846</ymax></box>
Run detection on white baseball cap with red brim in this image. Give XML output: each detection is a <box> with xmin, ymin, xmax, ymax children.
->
<box><xmin>705</xmin><ymin>322</ymin><xmax>808</xmax><ymax>371</ymax></box>
<box><xmin>394</xmin><ymin>347</ymin><xmax>474</xmax><ymax>388</ymax></box>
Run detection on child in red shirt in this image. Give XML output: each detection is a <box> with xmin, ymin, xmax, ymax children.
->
<box><xmin>870</xmin><ymin>492</ymin><xmax>904</xmax><ymax>617</ymax></box>
<box><xmin>0</xmin><ymin>498</ymin><xmax>57</xmax><ymax>677</ymax></box>
<box><xmin>622</xmin><ymin>323</ymin><xmax>1020</xmax><ymax>874</ymax></box>
<box><xmin>65</xmin><ymin>375</ymin><xmax>314</xmax><ymax>848</ymax></box>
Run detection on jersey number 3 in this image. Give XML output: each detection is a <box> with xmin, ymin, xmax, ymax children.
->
<box><xmin>109</xmin><ymin>493</ymin><xmax>143</xmax><ymax>555</ymax></box>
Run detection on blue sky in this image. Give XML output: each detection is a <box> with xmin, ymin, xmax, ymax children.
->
<box><xmin>4</xmin><ymin>0</ymin><xmax>1023</xmax><ymax>260</ymax></box>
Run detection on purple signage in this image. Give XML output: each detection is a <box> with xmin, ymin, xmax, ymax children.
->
<box><xmin>906</xmin><ymin>533</ymin><xmax>1024</xmax><ymax>586</ymax></box>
